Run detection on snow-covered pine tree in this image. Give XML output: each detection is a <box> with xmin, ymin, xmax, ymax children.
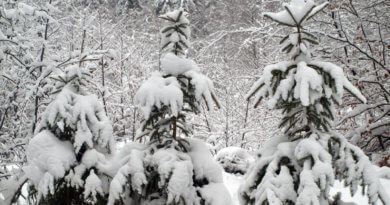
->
<box><xmin>137</xmin><ymin>8</ymin><xmax>220</xmax><ymax>152</ymax></box>
<box><xmin>107</xmin><ymin>9</ymin><xmax>230</xmax><ymax>205</ymax></box>
<box><xmin>240</xmin><ymin>0</ymin><xmax>390</xmax><ymax>204</ymax></box>
<box><xmin>23</xmin><ymin>66</ymin><xmax>115</xmax><ymax>204</ymax></box>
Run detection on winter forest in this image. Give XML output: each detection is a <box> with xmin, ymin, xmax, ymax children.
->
<box><xmin>0</xmin><ymin>0</ymin><xmax>390</xmax><ymax>204</ymax></box>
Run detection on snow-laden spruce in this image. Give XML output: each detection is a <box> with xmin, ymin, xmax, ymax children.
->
<box><xmin>135</xmin><ymin>9</ymin><xmax>219</xmax><ymax>150</ymax></box>
<box><xmin>23</xmin><ymin>66</ymin><xmax>115</xmax><ymax>204</ymax></box>
<box><xmin>240</xmin><ymin>0</ymin><xmax>390</xmax><ymax>204</ymax></box>
<box><xmin>108</xmin><ymin>9</ymin><xmax>229</xmax><ymax>205</ymax></box>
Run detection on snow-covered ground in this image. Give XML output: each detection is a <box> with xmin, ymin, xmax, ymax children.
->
<box><xmin>223</xmin><ymin>172</ymin><xmax>244</xmax><ymax>204</ymax></box>
<box><xmin>223</xmin><ymin>172</ymin><xmax>390</xmax><ymax>205</ymax></box>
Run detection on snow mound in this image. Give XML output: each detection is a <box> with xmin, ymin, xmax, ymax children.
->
<box><xmin>216</xmin><ymin>146</ymin><xmax>254</xmax><ymax>175</ymax></box>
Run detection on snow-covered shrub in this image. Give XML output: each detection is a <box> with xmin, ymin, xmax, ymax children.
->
<box><xmin>216</xmin><ymin>147</ymin><xmax>254</xmax><ymax>175</ymax></box>
<box><xmin>240</xmin><ymin>0</ymin><xmax>390</xmax><ymax>204</ymax></box>
<box><xmin>108</xmin><ymin>9</ymin><xmax>230</xmax><ymax>205</ymax></box>
<box><xmin>108</xmin><ymin>138</ymin><xmax>231</xmax><ymax>205</ymax></box>
<box><xmin>23</xmin><ymin>66</ymin><xmax>115</xmax><ymax>204</ymax></box>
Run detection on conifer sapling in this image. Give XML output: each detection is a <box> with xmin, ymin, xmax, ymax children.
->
<box><xmin>24</xmin><ymin>66</ymin><xmax>115</xmax><ymax>204</ymax></box>
<box><xmin>240</xmin><ymin>0</ymin><xmax>390</xmax><ymax>204</ymax></box>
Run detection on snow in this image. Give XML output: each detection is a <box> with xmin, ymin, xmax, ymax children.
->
<box><xmin>185</xmin><ymin>70</ymin><xmax>219</xmax><ymax>108</ymax></box>
<box><xmin>107</xmin><ymin>138</ymin><xmax>232</xmax><ymax>204</ymax></box>
<box><xmin>161</xmin><ymin>52</ymin><xmax>198</xmax><ymax>76</ymax></box>
<box><xmin>188</xmin><ymin>138</ymin><xmax>224</xmax><ymax>183</ymax></box>
<box><xmin>4</xmin><ymin>8</ymin><xmax>19</xmax><ymax>19</ymax></box>
<box><xmin>378</xmin><ymin>166</ymin><xmax>390</xmax><ymax>179</ymax></box>
<box><xmin>108</xmin><ymin>149</ymin><xmax>147</xmax><ymax>205</ymax></box>
<box><xmin>223</xmin><ymin>171</ymin><xmax>390</xmax><ymax>205</ymax></box>
<box><xmin>294</xmin><ymin>61</ymin><xmax>322</xmax><ymax>106</ymax></box>
<box><xmin>216</xmin><ymin>146</ymin><xmax>254</xmax><ymax>174</ymax></box>
<box><xmin>161</xmin><ymin>9</ymin><xmax>189</xmax><ymax>25</ymax></box>
<box><xmin>264</xmin><ymin>0</ymin><xmax>328</xmax><ymax>27</ymax></box>
<box><xmin>311</xmin><ymin>61</ymin><xmax>367</xmax><ymax>104</ymax></box>
<box><xmin>164</xmin><ymin>155</ymin><xmax>195</xmax><ymax>204</ymax></box>
<box><xmin>135</xmin><ymin>71</ymin><xmax>183</xmax><ymax>119</ymax></box>
<box><xmin>38</xmin><ymin>83</ymin><xmax>115</xmax><ymax>155</ymax></box>
<box><xmin>18</xmin><ymin>3</ymin><xmax>36</xmax><ymax>16</ymax></box>
<box><xmin>295</xmin><ymin>137</ymin><xmax>334</xmax><ymax>191</ymax></box>
<box><xmin>198</xmin><ymin>183</ymin><xmax>233</xmax><ymax>205</ymax></box>
<box><xmin>297</xmin><ymin>169</ymin><xmax>321</xmax><ymax>205</ymax></box>
<box><xmin>137</xmin><ymin>56</ymin><xmax>218</xmax><ymax>122</ymax></box>
<box><xmin>23</xmin><ymin>130</ymin><xmax>76</xmax><ymax>199</ymax></box>
<box><xmin>223</xmin><ymin>172</ymin><xmax>244</xmax><ymax>204</ymax></box>
<box><xmin>0</xmin><ymin>175</ymin><xmax>28</xmax><ymax>204</ymax></box>
<box><xmin>83</xmin><ymin>170</ymin><xmax>104</xmax><ymax>202</ymax></box>
<box><xmin>247</xmin><ymin>58</ymin><xmax>367</xmax><ymax>111</ymax></box>
<box><xmin>65</xmin><ymin>164</ymin><xmax>86</xmax><ymax>189</ymax></box>
<box><xmin>72</xmin><ymin>93</ymin><xmax>115</xmax><ymax>154</ymax></box>
<box><xmin>81</xmin><ymin>149</ymin><xmax>106</xmax><ymax>169</ymax></box>
<box><xmin>24</xmin><ymin>130</ymin><xmax>76</xmax><ymax>186</ymax></box>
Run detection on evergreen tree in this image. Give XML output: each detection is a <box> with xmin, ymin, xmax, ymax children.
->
<box><xmin>107</xmin><ymin>9</ymin><xmax>230</xmax><ymax>205</ymax></box>
<box><xmin>240</xmin><ymin>0</ymin><xmax>390</xmax><ymax>204</ymax></box>
<box><xmin>137</xmin><ymin>8</ymin><xmax>220</xmax><ymax>151</ymax></box>
<box><xmin>23</xmin><ymin>66</ymin><xmax>115</xmax><ymax>205</ymax></box>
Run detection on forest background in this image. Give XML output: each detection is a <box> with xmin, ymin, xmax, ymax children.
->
<box><xmin>1</xmin><ymin>0</ymin><xmax>389</xmax><ymax>179</ymax></box>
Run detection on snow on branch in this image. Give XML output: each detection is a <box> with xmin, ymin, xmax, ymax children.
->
<box><xmin>264</xmin><ymin>0</ymin><xmax>328</xmax><ymax>27</ymax></box>
<box><xmin>247</xmin><ymin>60</ymin><xmax>366</xmax><ymax>110</ymax></box>
<box><xmin>135</xmin><ymin>72</ymin><xmax>183</xmax><ymax>120</ymax></box>
<box><xmin>161</xmin><ymin>53</ymin><xmax>220</xmax><ymax>110</ymax></box>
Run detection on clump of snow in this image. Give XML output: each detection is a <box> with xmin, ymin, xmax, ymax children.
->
<box><xmin>83</xmin><ymin>170</ymin><xmax>104</xmax><ymax>202</ymax></box>
<box><xmin>239</xmin><ymin>139</ymin><xmax>298</xmax><ymax>205</ymax></box>
<box><xmin>197</xmin><ymin>183</ymin><xmax>232</xmax><ymax>205</ymax></box>
<box><xmin>81</xmin><ymin>149</ymin><xmax>106</xmax><ymax>169</ymax></box>
<box><xmin>264</xmin><ymin>0</ymin><xmax>328</xmax><ymax>27</ymax></box>
<box><xmin>152</xmin><ymin>148</ymin><xmax>196</xmax><ymax>204</ymax></box>
<box><xmin>294</xmin><ymin>61</ymin><xmax>322</xmax><ymax>106</ymax></box>
<box><xmin>160</xmin><ymin>54</ymin><xmax>218</xmax><ymax>110</ymax></box>
<box><xmin>161</xmin><ymin>53</ymin><xmax>198</xmax><ymax>76</ymax></box>
<box><xmin>311</xmin><ymin>61</ymin><xmax>367</xmax><ymax>104</ymax></box>
<box><xmin>247</xmin><ymin>59</ymin><xmax>366</xmax><ymax>110</ymax></box>
<box><xmin>185</xmin><ymin>70</ymin><xmax>219</xmax><ymax>108</ymax></box>
<box><xmin>24</xmin><ymin>130</ymin><xmax>76</xmax><ymax>198</ymax></box>
<box><xmin>107</xmin><ymin>148</ymin><xmax>147</xmax><ymax>204</ymax></box>
<box><xmin>223</xmin><ymin>172</ymin><xmax>244</xmax><ymax>204</ymax></box>
<box><xmin>0</xmin><ymin>175</ymin><xmax>28</xmax><ymax>204</ymax></box>
<box><xmin>72</xmin><ymin>93</ymin><xmax>114</xmax><ymax>154</ymax></box>
<box><xmin>187</xmin><ymin>139</ymin><xmax>222</xmax><ymax>181</ymax></box>
<box><xmin>38</xmin><ymin>85</ymin><xmax>115</xmax><ymax>155</ymax></box>
<box><xmin>135</xmin><ymin>71</ymin><xmax>183</xmax><ymax>119</ymax></box>
<box><xmin>216</xmin><ymin>146</ymin><xmax>254</xmax><ymax>175</ymax></box>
